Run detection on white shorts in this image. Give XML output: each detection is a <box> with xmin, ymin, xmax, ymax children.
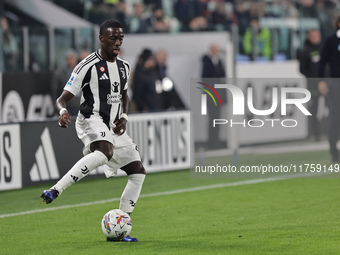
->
<box><xmin>76</xmin><ymin>113</ymin><xmax>141</xmax><ymax>177</ymax></box>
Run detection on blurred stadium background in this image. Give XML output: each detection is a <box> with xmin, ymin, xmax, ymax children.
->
<box><xmin>1</xmin><ymin>1</ymin><xmax>340</xmax><ymax>254</ymax></box>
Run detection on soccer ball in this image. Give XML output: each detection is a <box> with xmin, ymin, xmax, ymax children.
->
<box><xmin>101</xmin><ymin>209</ymin><xmax>132</xmax><ymax>239</ymax></box>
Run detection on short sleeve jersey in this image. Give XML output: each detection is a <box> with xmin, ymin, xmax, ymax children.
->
<box><xmin>64</xmin><ymin>50</ymin><xmax>130</xmax><ymax>128</ymax></box>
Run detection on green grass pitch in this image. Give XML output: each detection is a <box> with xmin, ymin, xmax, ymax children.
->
<box><xmin>1</xmin><ymin>150</ymin><xmax>340</xmax><ymax>255</ymax></box>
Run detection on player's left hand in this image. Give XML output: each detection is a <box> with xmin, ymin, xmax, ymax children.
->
<box><xmin>58</xmin><ymin>111</ymin><xmax>71</xmax><ymax>128</ymax></box>
<box><xmin>113</xmin><ymin>118</ymin><xmax>127</xmax><ymax>136</ymax></box>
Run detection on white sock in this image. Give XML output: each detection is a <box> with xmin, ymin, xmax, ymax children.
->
<box><xmin>52</xmin><ymin>150</ymin><xmax>108</xmax><ymax>194</ymax></box>
<box><xmin>119</xmin><ymin>174</ymin><xmax>146</xmax><ymax>214</ymax></box>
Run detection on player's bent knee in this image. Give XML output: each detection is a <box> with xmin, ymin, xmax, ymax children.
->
<box><xmin>90</xmin><ymin>141</ymin><xmax>113</xmax><ymax>160</ymax></box>
<box><xmin>130</xmin><ymin>161</ymin><xmax>146</xmax><ymax>175</ymax></box>
<box><xmin>122</xmin><ymin>161</ymin><xmax>146</xmax><ymax>175</ymax></box>
<box><xmin>137</xmin><ymin>165</ymin><xmax>146</xmax><ymax>175</ymax></box>
<box><xmin>104</xmin><ymin>150</ymin><xmax>113</xmax><ymax>160</ymax></box>
<box><xmin>93</xmin><ymin>150</ymin><xmax>109</xmax><ymax>165</ymax></box>
<box><xmin>99</xmin><ymin>149</ymin><xmax>113</xmax><ymax>161</ymax></box>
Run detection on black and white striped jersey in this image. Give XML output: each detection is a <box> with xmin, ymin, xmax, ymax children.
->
<box><xmin>64</xmin><ymin>50</ymin><xmax>130</xmax><ymax>128</ymax></box>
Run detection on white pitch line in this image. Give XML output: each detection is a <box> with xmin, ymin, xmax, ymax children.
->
<box><xmin>0</xmin><ymin>172</ymin><xmax>324</xmax><ymax>219</ymax></box>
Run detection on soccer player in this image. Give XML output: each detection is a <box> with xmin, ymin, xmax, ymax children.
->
<box><xmin>40</xmin><ymin>20</ymin><xmax>146</xmax><ymax>242</ymax></box>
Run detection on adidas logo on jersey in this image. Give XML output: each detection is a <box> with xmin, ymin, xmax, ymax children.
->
<box><xmin>100</xmin><ymin>73</ymin><xmax>109</xmax><ymax>80</ymax></box>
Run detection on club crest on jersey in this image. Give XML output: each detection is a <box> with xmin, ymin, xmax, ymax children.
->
<box><xmin>112</xmin><ymin>82</ymin><xmax>120</xmax><ymax>93</ymax></box>
<box><xmin>119</xmin><ymin>67</ymin><xmax>126</xmax><ymax>79</ymax></box>
<box><xmin>100</xmin><ymin>66</ymin><xmax>105</xmax><ymax>72</ymax></box>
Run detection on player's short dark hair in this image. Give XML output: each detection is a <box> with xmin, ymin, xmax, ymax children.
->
<box><xmin>99</xmin><ymin>19</ymin><xmax>122</xmax><ymax>35</ymax></box>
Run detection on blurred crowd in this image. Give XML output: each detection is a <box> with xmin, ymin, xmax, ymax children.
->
<box><xmin>2</xmin><ymin>0</ymin><xmax>340</xmax><ymax>72</ymax></box>
<box><xmin>48</xmin><ymin>0</ymin><xmax>340</xmax><ymax>62</ymax></box>
<box><xmin>51</xmin><ymin>0</ymin><xmax>340</xmax><ymax>36</ymax></box>
<box><xmin>129</xmin><ymin>48</ymin><xmax>185</xmax><ymax>112</ymax></box>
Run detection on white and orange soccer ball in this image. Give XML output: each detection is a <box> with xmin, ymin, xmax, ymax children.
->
<box><xmin>101</xmin><ymin>209</ymin><xmax>132</xmax><ymax>239</ymax></box>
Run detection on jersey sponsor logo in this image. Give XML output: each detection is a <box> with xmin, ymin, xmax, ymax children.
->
<box><xmin>112</xmin><ymin>82</ymin><xmax>120</xmax><ymax>93</ymax></box>
<box><xmin>100</xmin><ymin>73</ymin><xmax>109</xmax><ymax>80</ymax></box>
<box><xmin>119</xmin><ymin>67</ymin><xmax>126</xmax><ymax>79</ymax></box>
<box><xmin>67</xmin><ymin>76</ymin><xmax>75</xmax><ymax>86</ymax></box>
<box><xmin>29</xmin><ymin>127</ymin><xmax>60</xmax><ymax>182</ymax></box>
<box><xmin>107</xmin><ymin>94</ymin><xmax>122</xmax><ymax>104</ymax></box>
<box><xmin>100</xmin><ymin>66</ymin><xmax>105</xmax><ymax>72</ymax></box>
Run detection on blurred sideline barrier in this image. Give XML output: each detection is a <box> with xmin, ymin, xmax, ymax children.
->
<box><xmin>0</xmin><ymin>110</ymin><xmax>191</xmax><ymax>191</ymax></box>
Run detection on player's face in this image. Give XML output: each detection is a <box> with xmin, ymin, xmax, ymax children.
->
<box><xmin>99</xmin><ymin>27</ymin><xmax>124</xmax><ymax>61</ymax></box>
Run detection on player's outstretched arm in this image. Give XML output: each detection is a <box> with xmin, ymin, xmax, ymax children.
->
<box><xmin>56</xmin><ymin>90</ymin><xmax>74</xmax><ymax>128</ymax></box>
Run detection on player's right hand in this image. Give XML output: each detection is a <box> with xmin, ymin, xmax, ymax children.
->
<box><xmin>58</xmin><ymin>111</ymin><xmax>71</xmax><ymax>128</ymax></box>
